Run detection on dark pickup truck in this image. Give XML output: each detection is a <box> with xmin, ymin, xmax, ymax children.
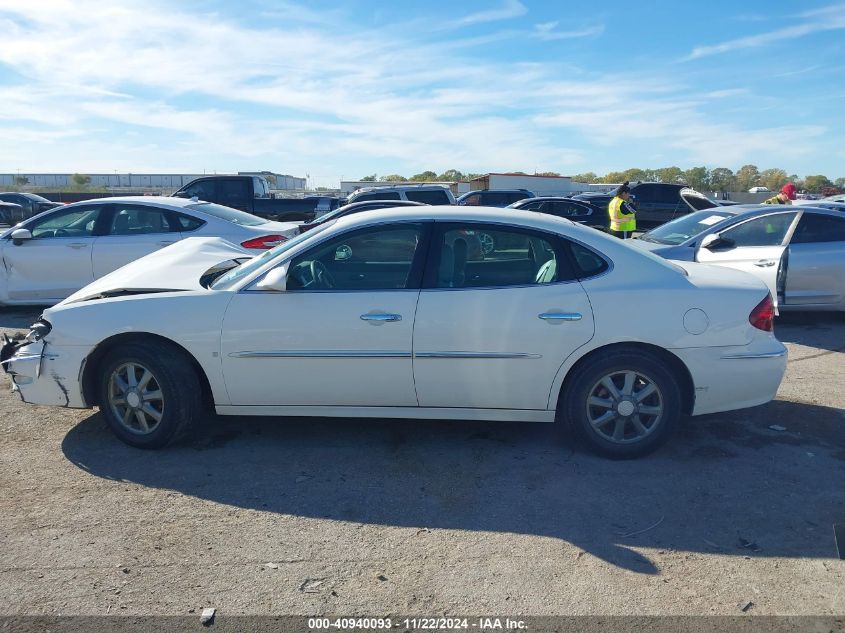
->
<box><xmin>173</xmin><ymin>175</ymin><xmax>338</xmax><ymax>222</ymax></box>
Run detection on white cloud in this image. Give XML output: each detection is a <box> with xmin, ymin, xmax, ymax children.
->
<box><xmin>685</xmin><ymin>3</ymin><xmax>845</xmax><ymax>60</ymax></box>
<box><xmin>0</xmin><ymin>0</ymin><xmax>834</xmax><ymax>180</ymax></box>
<box><xmin>453</xmin><ymin>0</ymin><xmax>527</xmax><ymax>27</ymax></box>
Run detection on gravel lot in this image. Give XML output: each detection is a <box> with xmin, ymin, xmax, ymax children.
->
<box><xmin>0</xmin><ymin>306</ymin><xmax>843</xmax><ymax>616</ymax></box>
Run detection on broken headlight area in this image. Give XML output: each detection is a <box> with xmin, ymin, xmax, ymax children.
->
<box><xmin>27</xmin><ymin>318</ymin><xmax>52</xmax><ymax>343</ymax></box>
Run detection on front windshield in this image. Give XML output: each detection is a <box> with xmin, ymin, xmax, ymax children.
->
<box><xmin>187</xmin><ymin>202</ymin><xmax>266</xmax><ymax>226</ymax></box>
<box><xmin>641</xmin><ymin>210</ymin><xmax>733</xmax><ymax>245</ymax></box>
<box><xmin>211</xmin><ymin>220</ymin><xmax>336</xmax><ymax>290</ymax></box>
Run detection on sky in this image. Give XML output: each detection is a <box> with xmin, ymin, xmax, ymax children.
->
<box><xmin>0</xmin><ymin>0</ymin><xmax>843</xmax><ymax>188</ymax></box>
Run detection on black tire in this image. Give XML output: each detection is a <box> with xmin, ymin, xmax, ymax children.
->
<box><xmin>560</xmin><ymin>350</ymin><xmax>682</xmax><ymax>459</ymax></box>
<box><xmin>97</xmin><ymin>341</ymin><xmax>203</xmax><ymax>449</ymax></box>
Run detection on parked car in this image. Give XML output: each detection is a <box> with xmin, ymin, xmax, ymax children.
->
<box><xmin>508</xmin><ymin>197</ymin><xmax>602</xmax><ymax>227</ymax></box>
<box><xmin>0</xmin><ymin>192</ymin><xmax>63</xmax><ymax>220</ymax></box>
<box><xmin>0</xmin><ymin>201</ymin><xmax>25</xmax><ymax>227</ymax></box>
<box><xmin>3</xmin><ymin>206</ymin><xmax>786</xmax><ymax>458</ymax></box>
<box><xmin>821</xmin><ymin>193</ymin><xmax>845</xmax><ymax>203</ymax></box>
<box><xmin>345</xmin><ymin>185</ymin><xmax>456</xmax><ymax>206</ymax></box>
<box><xmin>298</xmin><ymin>200</ymin><xmax>427</xmax><ymax>233</ymax></box>
<box><xmin>457</xmin><ymin>189</ymin><xmax>535</xmax><ymax>207</ymax></box>
<box><xmin>573</xmin><ymin>183</ymin><xmax>716</xmax><ymax>229</ymax></box>
<box><xmin>173</xmin><ymin>175</ymin><xmax>322</xmax><ymax>222</ymax></box>
<box><xmin>748</xmin><ymin>186</ymin><xmax>771</xmax><ymax>193</ymax></box>
<box><xmin>631</xmin><ymin>205</ymin><xmax>845</xmax><ymax>312</ymax></box>
<box><xmin>0</xmin><ymin>196</ymin><xmax>300</xmax><ymax>306</ymax></box>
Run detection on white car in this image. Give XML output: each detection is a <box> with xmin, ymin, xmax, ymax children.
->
<box><xmin>748</xmin><ymin>186</ymin><xmax>771</xmax><ymax>193</ymax></box>
<box><xmin>1</xmin><ymin>206</ymin><xmax>787</xmax><ymax>458</ymax></box>
<box><xmin>0</xmin><ymin>196</ymin><xmax>300</xmax><ymax>306</ymax></box>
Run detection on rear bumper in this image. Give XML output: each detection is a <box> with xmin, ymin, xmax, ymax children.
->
<box><xmin>673</xmin><ymin>339</ymin><xmax>788</xmax><ymax>416</ymax></box>
<box><xmin>2</xmin><ymin>339</ymin><xmax>89</xmax><ymax>408</ymax></box>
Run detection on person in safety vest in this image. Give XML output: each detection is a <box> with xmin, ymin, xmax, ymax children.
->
<box><xmin>607</xmin><ymin>181</ymin><xmax>637</xmax><ymax>239</ymax></box>
<box><xmin>764</xmin><ymin>183</ymin><xmax>796</xmax><ymax>205</ymax></box>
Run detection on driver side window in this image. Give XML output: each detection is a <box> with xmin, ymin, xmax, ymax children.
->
<box><xmin>287</xmin><ymin>223</ymin><xmax>425</xmax><ymax>291</ymax></box>
<box><xmin>29</xmin><ymin>206</ymin><xmax>101</xmax><ymax>239</ymax></box>
<box><xmin>721</xmin><ymin>212</ymin><xmax>797</xmax><ymax>247</ymax></box>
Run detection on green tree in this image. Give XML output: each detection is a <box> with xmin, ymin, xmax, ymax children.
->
<box><xmin>264</xmin><ymin>174</ymin><xmax>277</xmax><ymax>187</ymax></box>
<box><xmin>654</xmin><ymin>166</ymin><xmax>684</xmax><ymax>184</ymax></box>
<box><xmin>803</xmin><ymin>175</ymin><xmax>833</xmax><ymax>193</ymax></box>
<box><xmin>601</xmin><ymin>171</ymin><xmax>627</xmax><ymax>183</ymax></box>
<box><xmin>735</xmin><ymin>164</ymin><xmax>760</xmax><ymax>191</ymax></box>
<box><xmin>379</xmin><ymin>174</ymin><xmax>406</xmax><ymax>182</ymax></box>
<box><xmin>437</xmin><ymin>169</ymin><xmax>466</xmax><ymax>181</ymax></box>
<box><xmin>621</xmin><ymin>168</ymin><xmax>649</xmax><ymax>182</ymax></box>
<box><xmin>14</xmin><ymin>176</ymin><xmax>29</xmax><ymax>186</ymax></box>
<box><xmin>709</xmin><ymin>167</ymin><xmax>736</xmax><ymax>192</ymax></box>
<box><xmin>410</xmin><ymin>170</ymin><xmax>438</xmax><ymax>181</ymax></box>
<box><xmin>759</xmin><ymin>168</ymin><xmax>788</xmax><ymax>191</ymax></box>
<box><xmin>683</xmin><ymin>167</ymin><xmax>709</xmax><ymax>191</ymax></box>
<box><xmin>360</xmin><ymin>174</ymin><xmax>377</xmax><ymax>182</ymax></box>
<box><xmin>834</xmin><ymin>177</ymin><xmax>845</xmax><ymax>189</ymax></box>
<box><xmin>71</xmin><ymin>173</ymin><xmax>91</xmax><ymax>188</ymax></box>
<box><xmin>572</xmin><ymin>172</ymin><xmax>597</xmax><ymax>183</ymax></box>
<box><xmin>535</xmin><ymin>171</ymin><xmax>560</xmax><ymax>177</ymax></box>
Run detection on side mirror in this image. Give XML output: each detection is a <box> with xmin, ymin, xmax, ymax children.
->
<box><xmin>700</xmin><ymin>233</ymin><xmax>733</xmax><ymax>250</ymax></box>
<box><xmin>11</xmin><ymin>228</ymin><xmax>32</xmax><ymax>246</ymax></box>
<box><xmin>254</xmin><ymin>266</ymin><xmax>288</xmax><ymax>292</ymax></box>
<box><xmin>335</xmin><ymin>245</ymin><xmax>352</xmax><ymax>261</ymax></box>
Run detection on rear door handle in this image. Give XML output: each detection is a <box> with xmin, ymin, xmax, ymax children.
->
<box><xmin>538</xmin><ymin>312</ymin><xmax>582</xmax><ymax>322</ymax></box>
<box><xmin>754</xmin><ymin>260</ymin><xmax>776</xmax><ymax>267</ymax></box>
<box><xmin>67</xmin><ymin>243</ymin><xmax>87</xmax><ymax>249</ymax></box>
<box><xmin>360</xmin><ymin>313</ymin><xmax>402</xmax><ymax>323</ymax></box>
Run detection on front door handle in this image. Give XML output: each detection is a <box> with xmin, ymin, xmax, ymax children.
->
<box><xmin>360</xmin><ymin>313</ymin><xmax>402</xmax><ymax>323</ymax></box>
<box><xmin>158</xmin><ymin>240</ymin><xmax>176</xmax><ymax>247</ymax></box>
<box><xmin>538</xmin><ymin>312</ymin><xmax>582</xmax><ymax>322</ymax></box>
<box><xmin>754</xmin><ymin>260</ymin><xmax>776</xmax><ymax>267</ymax></box>
<box><xmin>67</xmin><ymin>243</ymin><xmax>88</xmax><ymax>249</ymax></box>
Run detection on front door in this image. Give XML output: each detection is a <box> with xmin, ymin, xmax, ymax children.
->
<box><xmin>696</xmin><ymin>211</ymin><xmax>798</xmax><ymax>305</ymax></box>
<box><xmin>413</xmin><ymin>223</ymin><xmax>595</xmax><ymax>410</ymax></box>
<box><xmin>220</xmin><ymin>222</ymin><xmax>429</xmax><ymax>406</ymax></box>
<box><xmin>2</xmin><ymin>205</ymin><xmax>103</xmax><ymax>302</ymax></box>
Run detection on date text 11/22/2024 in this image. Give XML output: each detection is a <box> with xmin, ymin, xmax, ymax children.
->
<box><xmin>307</xmin><ymin>617</ymin><xmax>528</xmax><ymax>630</ymax></box>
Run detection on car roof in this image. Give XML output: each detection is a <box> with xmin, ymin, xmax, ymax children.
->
<box><xmin>514</xmin><ymin>196</ymin><xmax>585</xmax><ymax>202</ymax></box>
<box><xmin>64</xmin><ymin>196</ymin><xmax>198</xmax><ymax>209</ymax></box>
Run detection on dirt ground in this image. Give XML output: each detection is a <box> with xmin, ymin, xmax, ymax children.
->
<box><xmin>0</xmin><ymin>306</ymin><xmax>843</xmax><ymax>616</ymax></box>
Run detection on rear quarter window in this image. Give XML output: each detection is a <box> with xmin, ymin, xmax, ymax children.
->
<box><xmin>566</xmin><ymin>241</ymin><xmax>610</xmax><ymax>279</ymax></box>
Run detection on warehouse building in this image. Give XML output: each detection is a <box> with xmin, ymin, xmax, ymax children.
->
<box><xmin>0</xmin><ymin>171</ymin><xmax>306</xmax><ymax>191</ymax></box>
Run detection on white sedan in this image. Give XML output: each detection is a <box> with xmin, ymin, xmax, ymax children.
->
<box><xmin>1</xmin><ymin>206</ymin><xmax>787</xmax><ymax>458</ymax></box>
<box><xmin>0</xmin><ymin>196</ymin><xmax>300</xmax><ymax>306</ymax></box>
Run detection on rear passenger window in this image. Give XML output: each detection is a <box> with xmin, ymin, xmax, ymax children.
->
<box><xmin>108</xmin><ymin>205</ymin><xmax>174</xmax><ymax>235</ymax></box>
<box><xmin>174</xmin><ymin>214</ymin><xmax>205</xmax><ymax>232</ymax></box>
<box><xmin>432</xmin><ymin>224</ymin><xmax>576</xmax><ymax>289</ymax></box>
<box><xmin>567</xmin><ymin>241</ymin><xmax>610</xmax><ymax>279</ymax></box>
<box><xmin>791</xmin><ymin>214</ymin><xmax>845</xmax><ymax>243</ymax></box>
<box><xmin>405</xmin><ymin>190</ymin><xmax>451</xmax><ymax>205</ymax></box>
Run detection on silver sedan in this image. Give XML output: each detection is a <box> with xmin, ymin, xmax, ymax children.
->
<box><xmin>630</xmin><ymin>205</ymin><xmax>845</xmax><ymax>312</ymax></box>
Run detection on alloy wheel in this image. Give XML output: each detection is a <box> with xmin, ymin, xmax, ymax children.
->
<box><xmin>108</xmin><ymin>362</ymin><xmax>165</xmax><ymax>435</ymax></box>
<box><xmin>585</xmin><ymin>370</ymin><xmax>664</xmax><ymax>444</ymax></box>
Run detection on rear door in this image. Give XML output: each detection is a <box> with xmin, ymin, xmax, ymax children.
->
<box><xmin>696</xmin><ymin>211</ymin><xmax>799</xmax><ymax>304</ymax></box>
<box><xmin>217</xmin><ymin>178</ymin><xmax>252</xmax><ymax>212</ymax></box>
<box><xmin>92</xmin><ymin>204</ymin><xmax>183</xmax><ymax>278</ymax></box>
<box><xmin>782</xmin><ymin>211</ymin><xmax>845</xmax><ymax>308</ymax></box>
<box><xmin>413</xmin><ymin>222</ymin><xmax>595</xmax><ymax>410</ymax></box>
<box><xmin>2</xmin><ymin>205</ymin><xmax>103</xmax><ymax>301</ymax></box>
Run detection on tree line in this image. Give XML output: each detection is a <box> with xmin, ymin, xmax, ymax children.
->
<box><xmin>360</xmin><ymin>166</ymin><xmax>844</xmax><ymax>193</ymax></box>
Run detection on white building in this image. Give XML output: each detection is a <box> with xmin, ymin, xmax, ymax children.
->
<box><xmin>1</xmin><ymin>171</ymin><xmax>306</xmax><ymax>191</ymax></box>
<box><xmin>467</xmin><ymin>173</ymin><xmax>588</xmax><ymax>196</ymax></box>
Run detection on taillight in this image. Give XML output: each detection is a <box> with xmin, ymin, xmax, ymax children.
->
<box><xmin>240</xmin><ymin>234</ymin><xmax>288</xmax><ymax>249</ymax></box>
<box><xmin>749</xmin><ymin>294</ymin><xmax>775</xmax><ymax>332</ymax></box>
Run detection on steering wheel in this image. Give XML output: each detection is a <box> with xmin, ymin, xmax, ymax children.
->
<box><xmin>311</xmin><ymin>260</ymin><xmax>336</xmax><ymax>289</ymax></box>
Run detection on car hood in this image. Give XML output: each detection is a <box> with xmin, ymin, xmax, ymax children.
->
<box><xmin>59</xmin><ymin>237</ymin><xmax>251</xmax><ymax>304</ymax></box>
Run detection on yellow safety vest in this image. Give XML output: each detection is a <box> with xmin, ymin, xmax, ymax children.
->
<box><xmin>763</xmin><ymin>195</ymin><xmax>790</xmax><ymax>205</ymax></box>
<box><xmin>608</xmin><ymin>196</ymin><xmax>636</xmax><ymax>232</ymax></box>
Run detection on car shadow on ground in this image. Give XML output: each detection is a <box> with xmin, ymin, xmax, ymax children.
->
<box><xmin>775</xmin><ymin>311</ymin><xmax>845</xmax><ymax>352</ymax></box>
<box><xmin>61</xmin><ymin>398</ymin><xmax>845</xmax><ymax>575</ymax></box>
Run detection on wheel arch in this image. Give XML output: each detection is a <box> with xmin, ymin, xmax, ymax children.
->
<box><xmin>81</xmin><ymin>332</ymin><xmax>214</xmax><ymax>411</ymax></box>
<box><xmin>553</xmin><ymin>342</ymin><xmax>695</xmax><ymax>416</ymax></box>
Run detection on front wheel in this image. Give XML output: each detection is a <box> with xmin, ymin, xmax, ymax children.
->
<box><xmin>561</xmin><ymin>350</ymin><xmax>682</xmax><ymax>458</ymax></box>
<box><xmin>97</xmin><ymin>341</ymin><xmax>204</xmax><ymax>448</ymax></box>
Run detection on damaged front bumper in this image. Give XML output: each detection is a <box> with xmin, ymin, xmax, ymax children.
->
<box><xmin>2</xmin><ymin>334</ymin><xmax>89</xmax><ymax>408</ymax></box>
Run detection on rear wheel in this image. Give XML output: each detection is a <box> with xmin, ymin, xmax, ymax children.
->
<box><xmin>97</xmin><ymin>341</ymin><xmax>203</xmax><ymax>448</ymax></box>
<box><xmin>561</xmin><ymin>350</ymin><xmax>682</xmax><ymax>458</ymax></box>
